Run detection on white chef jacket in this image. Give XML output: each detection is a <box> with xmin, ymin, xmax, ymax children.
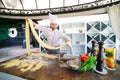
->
<box><xmin>35</xmin><ymin>24</ymin><xmax>71</xmax><ymax>47</ymax></box>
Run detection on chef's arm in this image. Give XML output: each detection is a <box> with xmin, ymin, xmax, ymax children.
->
<box><xmin>60</xmin><ymin>32</ymin><xmax>72</xmax><ymax>47</ymax></box>
<box><xmin>66</xmin><ymin>40</ymin><xmax>72</xmax><ymax>47</ymax></box>
<box><xmin>32</xmin><ymin>21</ymin><xmax>38</xmax><ymax>26</ymax></box>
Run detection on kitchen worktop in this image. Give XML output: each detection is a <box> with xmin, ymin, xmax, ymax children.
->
<box><xmin>0</xmin><ymin>55</ymin><xmax>120</xmax><ymax>80</ymax></box>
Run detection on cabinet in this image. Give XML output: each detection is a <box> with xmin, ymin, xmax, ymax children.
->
<box><xmin>60</xmin><ymin>22</ymin><xmax>86</xmax><ymax>56</ymax></box>
<box><xmin>60</xmin><ymin>20</ymin><xmax>116</xmax><ymax>56</ymax></box>
<box><xmin>101</xmin><ymin>21</ymin><xmax>116</xmax><ymax>49</ymax></box>
<box><xmin>87</xmin><ymin>21</ymin><xmax>100</xmax><ymax>53</ymax></box>
<box><xmin>87</xmin><ymin>21</ymin><xmax>116</xmax><ymax>53</ymax></box>
<box><xmin>38</xmin><ymin>20</ymin><xmax>116</xmax><ymax>56</ymax></box>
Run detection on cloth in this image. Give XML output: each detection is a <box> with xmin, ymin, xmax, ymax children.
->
<box><xmin>35</xmin><ymin>24</ymin><xmax>71</xmax><ymax>47</ymax></box>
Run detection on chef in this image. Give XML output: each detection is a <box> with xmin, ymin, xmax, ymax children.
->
<box><xmin>27</xmin><ymin>13</ymin><xmax>71</xmax><ymax>54</ymax></box>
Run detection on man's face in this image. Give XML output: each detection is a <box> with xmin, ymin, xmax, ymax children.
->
<box><xmin>50</xmin><ymin>23</ymin><xmax>57</xmax><ymax>30</ymax></box>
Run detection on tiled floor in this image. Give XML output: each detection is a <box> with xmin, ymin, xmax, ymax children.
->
<box><xmin>0</xmin><ymin>72</ymin><xmax>26</xmax><ymax>80</ymax></box>
<box><xmin>0</xmin><ymin>46</ymin><xmax>39</xmax><ymax>62</ymax></box>
<box><xmin>0</xmin><ymin>46</ymin><xmax>40</xmax><ymax>80</ymax></box>
<box><xmin>0</xmin><ymin>46</ymin><xmax>27</xmax><ymax>62</ymax></box>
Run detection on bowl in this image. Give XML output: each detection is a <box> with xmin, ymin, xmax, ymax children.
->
<box><xmin>67</xmin><ymin>59</ymin><xmax>80</xmax><ymax>70</ymax></box>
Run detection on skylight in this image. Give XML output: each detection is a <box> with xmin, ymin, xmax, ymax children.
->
<box><xmin>0</xmin><ymin>0</ymin><xmax>97</xmax><ymax>10</ymax></box>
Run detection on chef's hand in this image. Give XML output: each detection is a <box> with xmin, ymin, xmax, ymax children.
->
<box><xmin>25</xmin><ymin>18</ymin><xmax>30</xmax><ymax>22</ymax></box>
<box><xmin>25</xmin><ymin>18</ymin><xmax>36</xmax><ymax>26</ymax></box>
<box><xmin>66</xmin><ymin>41</ymin><xmax>72</xmax><ymax>47</ymax></box>
<box><xmin>26</xmin><ymin>18</ymin><xmax>34</xmax><ymax>23</ymax></box>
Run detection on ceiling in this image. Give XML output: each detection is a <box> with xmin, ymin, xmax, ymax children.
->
<box><xmin>0</xmin><ymin>0</ymin><xmax>98</xmax><ymax>10</ymax></box>
<box><xmin>0</xmin><ymin>0</ymin><xmax>119</xmax><ymax>17</ymax></box>
<box><xmin>0</xmin><ymin>0</ymin><xmax>119</xmax><ymax>16</ymax></box>
<box><xmin>0</xmin><ymin>0</ymin><xmax>119</xmax><ymax>24</ymax></box>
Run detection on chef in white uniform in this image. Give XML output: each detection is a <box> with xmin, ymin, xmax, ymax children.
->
<box><xmin>28</xmin><ymin>13</ymin><xmax>71</xmax><ymax>54</ymax></box>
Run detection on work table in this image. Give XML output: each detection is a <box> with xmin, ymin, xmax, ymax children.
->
<box><xmin>0</xmin><ymin>55</ymin><xmax>120</xmax><ymax>80</ymax></box>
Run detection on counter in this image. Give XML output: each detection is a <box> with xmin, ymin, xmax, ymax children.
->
<box><xmin>0</xmin><ymin>54</ymin><xmax>120</xmax><ymax>80</ymax></box>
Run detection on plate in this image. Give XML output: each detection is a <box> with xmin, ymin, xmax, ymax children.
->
<box><xmin>105</xmin><ymin>66</ymin><xmax>116</xmax><ymax>71</ymax></box>
<box><xmin>94</xmin><ymin>67</ymin><xmax>108</xmax><ymax>75</ymax></box>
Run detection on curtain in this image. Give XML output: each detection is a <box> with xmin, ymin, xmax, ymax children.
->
<box><xmin>107</xmin><ymin>3</ymin><xmax>120</xmax><ymax>59</ymax></box>
<box><xmin>107</xmin><ymin>3</ymin><xmax>120</xmax><ymax>41</ymax></box>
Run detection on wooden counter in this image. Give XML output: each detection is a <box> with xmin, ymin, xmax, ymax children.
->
<box><xmin>0</xmin><ymin>58</ymin><xmax>120</xmax><ymax>80</ymax></box>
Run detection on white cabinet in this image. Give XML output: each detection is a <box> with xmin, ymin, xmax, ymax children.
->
<box><xmin>101</xmin><ymin>21</ymin><xmax>116</xmax><ymax>49</ymax></box>
<box><xmin>60</xmin><ymin>22</ymin><xmax>86</xmax><ymax>56</ymax></box>
<box><xmin>87</xmin><ymin>21</ymin><xmax>116</xmax><ymax>53</ymax></box>
<box><xmin>60</xmin><ymin>20</ymin><xmax>116</xmax><ymax>56</ymax></box>
<box><xmin>38</xmin><ymin>19</ymin><xmax>116</xmax><ymax>56</ymax></box>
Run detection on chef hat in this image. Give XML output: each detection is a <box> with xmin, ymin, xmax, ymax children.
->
<box><xmin>49</xmin><ymin>13</ymin><xmax>58</xmax><ymax>24</ymax></box>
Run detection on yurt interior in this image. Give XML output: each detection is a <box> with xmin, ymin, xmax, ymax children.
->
<box><xmin>0</xmin><ymin>0</ymin><xmax>120</xmax><ymax>80</ymax></box>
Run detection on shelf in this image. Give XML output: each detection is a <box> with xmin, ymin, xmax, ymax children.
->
<box><xmin>64</xmin><ymin>29</ymin><xmax>85</xmax><ymax>34</ymax></box>
<box><xmin>54</xmin><ymin>20</ymin><xmax>116</xmax><ymax>55</ymax></box>
<box><xmin>37</xmin><ymin>17</ymin><xmax>116</xmax><ymax>57</ymax></box>
<box><xmin>87</xmin><ymin>32</ymin><xmax>100</xmax><ymax>34</ymax></box>
<box><xmin>103</xmin><ymin>44</ymin><xmax>116</xmax><ymax>45</ymax></box>
<box><xmin>72</xmin><ymin>44</ymin><xmax>85</xmax><ymax>46</ymax></box>
<box><xmin>72</xmin><ymin>22</ymin><xmax>85</xmax><ymax>28</ymax></box>
<box><xmin>62</xmin><ymin>21</ymin><xmax>116</xmax><ymax>55</ymax></box>
<box><xmin>103</xmin><ymin>44</ymin><xmax>116</xmax><ymax>48</ymax></box>
<box><xmin>72</xmin><ymin>45</ymin><xmax>85</xmax><ymax>55</ymax></box>
<box><xmin>61</xmin><ymin>22</ymin><xmax>85</xmax><ymax>34</ymax></box>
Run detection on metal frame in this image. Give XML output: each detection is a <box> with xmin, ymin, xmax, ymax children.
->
<box><xmin>35</xmin><ymin>0</ymin><xmax>38</xmax><ymax>9</ymax></box>
<box><xmin>0</xmin><ymin>0</ymin><xmax>119</xmax><ymax>16</ymax></box>
<box><xmin>19</xmin><ymin>0</ymin><xmax>24</xmax><ymax>10</ymax></box>
<box><xmin>0</xmin><ymin>0</ymin><xmax>6</xmax><ymax>8</ymax></box>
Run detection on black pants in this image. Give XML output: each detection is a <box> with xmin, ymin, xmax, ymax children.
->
<box><xmin>47</xmin><ymin>49</ymin><xmax>60</xmax><ymax>54</ymax></box>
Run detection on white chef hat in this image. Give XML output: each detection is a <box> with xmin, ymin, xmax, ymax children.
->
<box><xmin>49</xmin><ymin>13</ymin><xmax>58</xmax><ymax>24</ymax></box>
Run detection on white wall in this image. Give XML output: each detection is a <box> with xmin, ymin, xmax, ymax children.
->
<box><xmin>38</xmin><ymin>14</ymin><xmax>109</xmax><ymax>26</ymax></box>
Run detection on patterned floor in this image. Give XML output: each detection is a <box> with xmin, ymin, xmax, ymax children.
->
<box><xmin>0</xmin><ymin>46</ymin><xmax>39</xmax><ymax>62</ymax></box>
<box><xmin>0</xmin><ymin>72</ymin><xmax>26</xmax><ymax>80</ymax></box>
